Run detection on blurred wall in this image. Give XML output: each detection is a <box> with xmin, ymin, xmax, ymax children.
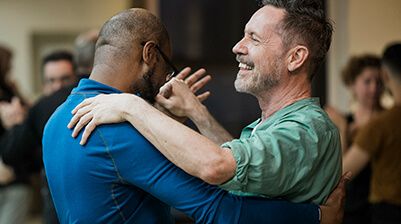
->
<box><xmin>0</xmin><ymin>0</ymin><xmax>130</xmax><ymax>99</ymax></box>
<box><xmin>328</xmin><ymin>0</ymin><xmax>401</xmax><ymax>112</ymax></box>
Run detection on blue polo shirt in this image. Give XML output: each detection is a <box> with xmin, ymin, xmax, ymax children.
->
<box><xmin>43</xmin><ymin>79</ymin><xmax>320</xmax><ymax>223</ymax></box>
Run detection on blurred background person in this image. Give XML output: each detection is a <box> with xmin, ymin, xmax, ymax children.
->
<box><xmin>0</xmin><ymin>45</ymin><xmax>30</xmax><ymax>224</ymax></box>
<box><xmin>74</xmin><ymin>29</ymin><xmax>98</xmax><ymax>78</ymax></box>
<box><xmin>343</xmin><ymin>42</ymin><xmax>401</xmax><ymax>224</ymax></box>
<box><xmin>326</xmin><ymin>54</ymin><xmax>383</xmax><ymax>224</ymax></box>
<box><xmin>0</xmin><ymin>30</ymin><xmax>97</xmax><ymax>224</ymax></box>
<box><xmin>42</xmin><ymin>51</ymin><xmax>76</xmax><ymax>96</ymax></box>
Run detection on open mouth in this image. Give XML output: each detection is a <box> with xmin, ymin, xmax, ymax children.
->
<box><xmin>238</xmin><ymin>62</ymin><xmax>254</xmax><ymax>70</ymax></box>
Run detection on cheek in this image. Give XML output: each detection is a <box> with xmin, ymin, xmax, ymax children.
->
<box><xmin>352</xmin><ymin>83</ymin><xmax>365</xmax><ymax>99</ymax></box>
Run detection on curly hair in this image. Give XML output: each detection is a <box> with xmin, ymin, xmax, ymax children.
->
<box><xmin>341</xmin><ymin>55</ymin><xmax>381</xmax><ymax>86</ymax></box>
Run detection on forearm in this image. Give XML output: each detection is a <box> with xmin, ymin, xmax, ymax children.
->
<box><xmin>342</xmin><ymin>144</ymin><xmax>369</xmax><ymax>178</ymax></box>
<box><xmin>188</xmin><ymin>103</ymin><xmax>233</xmax><ymax>145</ymax></box>
<box><xmin>124</xmin><ymin>95</ymin><xmax>236</xmax><ymax>184</ymax></box>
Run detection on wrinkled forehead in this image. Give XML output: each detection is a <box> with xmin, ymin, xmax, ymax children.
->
<box><xmin>245</xmin><ymin>5</ymin><xmax>286</xmax><ymax>38</ymax></box>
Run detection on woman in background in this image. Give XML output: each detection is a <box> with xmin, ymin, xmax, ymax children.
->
<box><xmin>327</xmin><ymin>54</ymin><xmax>384</xmax><ymax>224</ymax></box>
<box><xmin>0</xmin><ymin>45</ymin><xmax>30</xmax><ymax>224</ymax></box>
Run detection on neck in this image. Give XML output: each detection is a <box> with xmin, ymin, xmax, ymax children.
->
<box><xmin>257</xmin><ymin>75</ymin><xmax>311</xmax><ymax>121</ymax></box>
<box><xmin>90</xmin><ymin>64</ymin><xmax>133</xmax><ymax>93</ymax></box>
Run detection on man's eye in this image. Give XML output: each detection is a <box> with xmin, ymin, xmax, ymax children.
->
<box><xmin>251</xmin><ymin>36</ymin><xmax>259</xmax><ymax>42</ymax></box>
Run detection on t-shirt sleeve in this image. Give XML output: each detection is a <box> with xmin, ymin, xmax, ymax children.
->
<box><xmin>220</xmin><ymin>120</ymin><xmax>324</xmax><ymax>198</ymax></box>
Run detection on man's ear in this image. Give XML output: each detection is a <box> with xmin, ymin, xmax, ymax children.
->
<box><xmin>287</xmin><ymin>45</ymin><xmax>309</xmax><ymax>72</ymax></box>
<box><xmin>142</xmin><ymin>41</ymin><xmax>158</xmax><ymax>65</ymax></box>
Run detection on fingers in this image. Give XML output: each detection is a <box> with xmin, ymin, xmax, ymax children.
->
<box><xmin>72</xmin><ymin>97</ymin><xmax>95</xmax><ymax>115</ymax></box>
<box><xmin>324</xmin><ymin>171</ymin><xmax>352</xmax><ymax>206</ymax></box>
<box><xmin>71</xmin><ymin>111</ymin><xmax>94</xmax><ymax>138</ymax></box>
<box><xmin>197</xmin><ymin>91</ymin><xmax>210</xmax><ymax>102</ymax></box>
<box><xmin>155</xmin><ymin>94</ymin><xmax>171</xmax><ymax>109</ymax></box>
<box><xmin>185</xmin><ymin>68</ymin><xmax>207</xmax><ymax>87</ymax></box>
<box><xmin>175</xmin><ymin>67</ymin><xmax>192</xmax><ymax>80</ymax></box>
<box><xmin>338</xmin><ymin>171</ymin><xmax>352</xmax><ymax>191</ymax></box>
<box><xmin>190</xmin><ymin>75</ymin><xmax>211</xmax><ymax>93</ymax></box>
<box><xmin>68</xmin><ymin>105</ymin><xmax>92</xmax><ymax>129</ymax></box>
<box><xmin>80</xmin><ymin>119</ymin><xmax>98</xmax><ymax>145</ymax></box>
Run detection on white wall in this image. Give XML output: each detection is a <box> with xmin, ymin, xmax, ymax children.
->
<box><xmin>328</xmin><ymin>0</ymin><xmax>401</xmax><ymax>112</ymax></box>
<box><xmin>0</xmin><ymin>0</ymin><xmax>130</xmax><ymax>99</ymax></box>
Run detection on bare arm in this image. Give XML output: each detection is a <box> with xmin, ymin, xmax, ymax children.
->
<box><xmin>69</xmin><ymin>93</ymin><xmax>236</xmax><ymax>185</ymax></box>
<box><xmin>325</xmin><ymin>106</ymin><xmax>348</xmax><ymax>154</ymax></box>
<box><xmin>157</xmin><ymin>78</ymin><xmax>233</xmax><ymax>145</ymax></box>
<box><xmin>342</xmin><ymin>144</ymin><xmax>370</xmax><ymax>178</ymax></box>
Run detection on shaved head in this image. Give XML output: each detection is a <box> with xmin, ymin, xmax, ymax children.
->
<box><xmin>94</xmin><ymin>8</ymin><xmax>170</xmax><ymax>66</ymax></box>
<box><xmin>90</xmin><ymin>8</ymin><xmax>172</xmax><ymax>103</ymax></box>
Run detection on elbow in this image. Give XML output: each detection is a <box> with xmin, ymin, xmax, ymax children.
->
<box><xmin>199</xmin><ymin>157</ymin><xmax>236</xmax><ymax>185</ymax></box>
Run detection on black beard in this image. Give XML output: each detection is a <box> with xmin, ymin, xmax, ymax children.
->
<box><xmin>130</xmin><ymin>69</ymin><xmax>158</xmax><ymax>104</ymax></box>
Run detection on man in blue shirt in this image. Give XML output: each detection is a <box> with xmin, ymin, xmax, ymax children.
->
<box><xmin>43</xmin><ymin>8</ymin><xmax>346</xmax><ymax>223</ymax></box>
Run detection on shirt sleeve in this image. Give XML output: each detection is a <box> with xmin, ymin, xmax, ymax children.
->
<box><xmin>220</xmin><ymin>120</ymin><xmax>326</xmax><ymax>198</ymax></box>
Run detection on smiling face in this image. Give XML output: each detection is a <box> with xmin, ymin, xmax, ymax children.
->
<box><xmin>232</xmin><ymin>5</ymin><xmax>287</xmax><ymax>96</ymax></box>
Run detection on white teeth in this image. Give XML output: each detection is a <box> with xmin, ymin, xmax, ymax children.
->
<box><xmin>238</xmin><ymin>63</ymin><xmax>253</xmax><ymax>70</ymax></box>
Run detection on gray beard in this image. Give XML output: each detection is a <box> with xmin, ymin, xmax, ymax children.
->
<box><xmin>234</xmin><ymin>70</ymin><xmax>280</xmax><ymax>95</ymax></box>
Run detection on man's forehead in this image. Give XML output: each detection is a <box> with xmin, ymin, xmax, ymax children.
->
<box><xmin>44</xmin><ymin>60</ymin><xmax>74</xmax><ymax>76</ymax></box>
<box><xmin>245</xmin><ymin>5</ymin><xmax>286</xmax><ymax>36</ymax></box>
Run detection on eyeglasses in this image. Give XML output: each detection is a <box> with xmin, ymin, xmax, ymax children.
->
<box><xmin>141</xmin><ymin>42</ymin><xmax>179</xmax><ymax>80</ymax></box>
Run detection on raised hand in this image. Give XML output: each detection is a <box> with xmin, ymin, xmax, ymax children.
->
<box><xmin>156</xmin><ymin>67</ymin><xmax>211</xmax><ymax>120</ymax></box>
<box><xmin>0</xmin><ymin>97</ymin><xmax>26</xmax><ymax>129</ymax></box>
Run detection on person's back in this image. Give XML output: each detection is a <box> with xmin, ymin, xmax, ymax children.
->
<box><xmin>43</xmin><ymin>80</ymin><xmax>172</xmax><ymax>223</ymax></box>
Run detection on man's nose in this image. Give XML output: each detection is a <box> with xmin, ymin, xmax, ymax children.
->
<box><xmin>232</xmin><ymin>38</ymin><xmax>247</xmax><ymax>55</ymax></box>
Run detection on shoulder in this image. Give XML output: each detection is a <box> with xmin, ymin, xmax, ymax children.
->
<box><xmin>96</xmin><ymin>122</ymin><xmax>154</xmax><ymax>151</ymax></box>
<box><xmin>276</xmin><ymin>102</ymin><xmax>338</xmax><ymax>134</ymax></box>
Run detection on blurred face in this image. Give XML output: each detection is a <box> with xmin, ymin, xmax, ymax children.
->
<box><xmin>232</xmin><ymin>5</ymin><xmax>287</xmax><ymax>96</ymax></box>
<box><xmin>43</xmin><ymin>60</ymin><xmax>76</xmax><ymax>95</ymax></box>
<box><xmin>351</xmin><ymin>67</ymin><xmax>383</xmax><ymax>108</ymax></box>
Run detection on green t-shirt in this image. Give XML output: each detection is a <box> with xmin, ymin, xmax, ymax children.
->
<box><xmin>221</xmin><ymin>98</ymin><xmax>342</xmax><ymax>204</ymax></box>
